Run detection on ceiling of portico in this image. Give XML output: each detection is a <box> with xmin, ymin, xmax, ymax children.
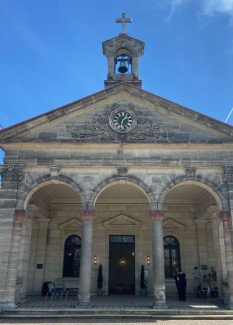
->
<box><xmin>33</xmin><ymin>184</ymin><xmax>82</xmax><ymax>204</ymax></box>
<box><xmin>31</xmin><ymin>182</ymin><xmax>216</xmax><ymax>207</ymax></box>
<box><xmin>96</xmin><ymin>184</ymin><xmax>149</xmax><ymax>204</ymax></box>
<box><xmin>164</xmin><ymin>184</ymin><xmax>215</xmax><ymax>206</ymax></box>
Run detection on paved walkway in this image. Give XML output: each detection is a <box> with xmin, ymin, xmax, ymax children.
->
<box><xmin>14</xmin><ymin>295</ymin><xmax>225</xmax><ymax>310</ymax></box>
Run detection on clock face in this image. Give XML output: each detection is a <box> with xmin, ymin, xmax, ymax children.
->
<box><xmin>113</xmin><ymin>111</ymin><xmax>133</xmax><ymax>131</ymax></box>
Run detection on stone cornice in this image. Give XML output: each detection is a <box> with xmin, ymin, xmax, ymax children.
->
<box><xmin>2</xmin><ymin>157</ymin><xmax>230</xmax><ymax>169</ymax></box>
<box><xmin>2</xmin><ymin>142</ymin><xmax>233</xmax><ymax>149</ymax></box>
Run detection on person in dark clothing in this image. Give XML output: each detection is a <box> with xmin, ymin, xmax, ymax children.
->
<box><xmin>174</xmin><ymin>267</ymin><xmax>181</xmax><ymax>300</ymax></box>
<box><xmin>176</xmin><ymin>267</ymin><xmax>187</xmax><ymax>301</ymax></box>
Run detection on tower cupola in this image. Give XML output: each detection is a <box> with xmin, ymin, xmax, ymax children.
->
<box><xmin>102</xmin><ymin>13</ymin><xmax>145</xmax><ymax>89</ymax></box>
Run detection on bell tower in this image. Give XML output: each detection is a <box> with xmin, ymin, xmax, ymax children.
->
<box><xmin>102</xmin><ymin>13</ymin><xmax>145</xmax><ymax>89</ymax></box>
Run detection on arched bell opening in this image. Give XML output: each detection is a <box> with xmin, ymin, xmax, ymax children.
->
<box><xmin>114</xmin><ymin>48</ymin><xmax>132</xmax><ymax>74</ymax></box>
<box><xmin>93</xmin><ymin>181</ymin><xmax>151</xmax><ymax>296</ymax></box>
<box><xmin>115</xmin><ymin>55</ymin><xmax>132</xmax><ymax>74</ymax></box>
<box><xmin>163</xmin><ymin>182</ymin><xmax>223</xmax><ymax>300</ymax></box>
<box><xmin>22</xmin><ymin>182</ymin><xmax>82</xmax><ymax>297</ymax></box>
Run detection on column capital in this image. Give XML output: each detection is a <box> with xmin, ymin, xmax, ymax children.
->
<box><xmin>150</xmin><ymin>210</ymin><xmax>165</xmax><ymax>222</ymax></box>
<box><xmin>217</xmin><ymin>211</ymin><xmax>231</xmax><ymax>223</ymax></box>
<box><xmin>14</xmin><ymin>210</ymin><xmax>27</xmax><ymax>223</ymax></box>
<box><xmin>80</xmin><ymin>210</ymin><xmax>96</xmax><ymax>221</ymax></box>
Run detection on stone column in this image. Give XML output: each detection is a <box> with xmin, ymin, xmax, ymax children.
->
<box><xmin>78</xmin><ymin>210</ymin><xmax>95</xmax><ymax>306</ymax></box>
<box><xmin>218</xmin><ymin>211</ymin><xmax>233</xmax><ymax>308</ymax></box>
<box><xmin>150</xmin><ymin>210</ymin><xmax>167</xmax><ymax>308</ymax></box>
<box><xmin>194</xmin><ymin>219</ymin><xmax>208</xmax><ymax>267</ymax></box>
<box><xmin>4</xmin><ymin>210</ymin><xmax>27</xmax><ymax>308</ymax></box>
<box><xmin>33</xmin><ymin>218</ymin><xmax>50</xmax><ymax>293</ymax></box>
<box><xmin>20</xmin><ymin>216</ymin><xmax>33</xmax><ymax>301</ymax></box>
<box><xmin>207</xmin><ymin>206</ymin><xmax>224</xmax><ymax>301</ymax></box>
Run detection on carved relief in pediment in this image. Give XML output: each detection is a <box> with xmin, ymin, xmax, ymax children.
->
<box><xmin>71</xmin><ymin>103</ymin><xmax>173</xmax><ymax>143</ymax></box>
<box><xmin>58</xmin><ymin>218</ymin><xmax>82</xmax><ymax>230</ymax></box>
<box><xmin>103</xmin><ymin>214</ymin><xmax>141</xmax><ymax>227</ymax></box>
<box><xmin>163</xmin><ymin>218</ymin><xmax>185</xmax><ymax>230</ymax></box>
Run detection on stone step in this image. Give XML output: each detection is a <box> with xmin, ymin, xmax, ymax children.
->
<box><xmin>2</xmin><ymin>308</ymin><xmax>233</xmax><ymax>320</ymax></box>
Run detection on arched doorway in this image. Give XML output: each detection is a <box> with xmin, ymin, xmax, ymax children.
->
<box><xmin>24</xmin><ymin>182</ymin><xmax>82</xmax><ymax>296</ymax></box>
<box><xmin>164</xmin><ymin>236</ymin><xmax>180</xmax><ymax>278</ymax></box>
<box><xmin>63</xmin><ymin>235</ymin><xmax>81</xmax><ymax>277</ymax></box>
<box><xmin>94</xmin><ymin>182</ymin><xmax>150</xmax><ymax>295</ymax></box>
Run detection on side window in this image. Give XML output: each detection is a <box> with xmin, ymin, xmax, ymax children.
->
<box><xmin>164</xmin><ymin>236</ymin><xmax>180</xmax><ymax>278</ymax></box>
<box><xmin>63</xmin><ymin>235</ymin><xmax>81</xmax><ymax>277</ymax></box>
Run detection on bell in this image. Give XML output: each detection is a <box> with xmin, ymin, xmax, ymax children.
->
<box><xmin>118</xmin><ymin>60</ymin><xmax>128</xmax><ymax>73</ymax></box>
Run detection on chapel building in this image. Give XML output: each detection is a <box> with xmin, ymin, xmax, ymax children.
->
<box><xmin>1</xmin><ymin>14</ymin><xmax>233</xmax><ymax>309</ymax></box>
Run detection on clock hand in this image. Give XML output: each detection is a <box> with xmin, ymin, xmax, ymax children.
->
<box><xmin>121</xmin><ymin>115</ymin><xmax>127</xmax><ymax>129</ymax></box>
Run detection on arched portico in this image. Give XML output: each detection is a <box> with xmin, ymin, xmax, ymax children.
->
<box><xmin>18</xmin><ymin>174</ymin><xmax>85</xmax><ymax>211</ymax></box>
<box><xmin>3</xmin><ymin>168</ymin><xmax>233</xmax><ymax>308</ymax></box>
<box><xmin>157</xmin><ymin>177</ymin><xmax>227</xmax><ymax>211</ymax></box>
<box><xmin>157</xmin><ymin>177</ymin><xmax>233</xmax><ymax>308</ymax></box>
<box><xmin>78</xmin><ymin>176</ymin><xmax>167</xmax><ymax>308</ymax></box>
<box><xmin>13</xmin><ymin>177</ymin><xmax>85</xmax><ymax>304</ymax></box>
<box><xmin>87</xmin><ymin>175</ymin><xmax>157</xmax><ymax>210</ymax></box>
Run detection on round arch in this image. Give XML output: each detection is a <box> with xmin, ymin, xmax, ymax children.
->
<box><xmin>88</xmin><ymin>175</ymin><xmax>156</xmax><ymax>210</ymax></box>
<box><xmin>16</xmin><ymin>174</ymin><xmax>85</xmax><ymax>210</ymax></box>
<box><xmin>157</xmin><ymin>176</ymin><xmax>228</xmax><ymax>211</ymax></box>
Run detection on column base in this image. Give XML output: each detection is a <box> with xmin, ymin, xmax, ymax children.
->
<box><xmin>78</xmin><ymin>299</ymin><xmax>91</xmax><ymax>308</ymax></box>
<box><xmin>1</xmin><ymin>302</ymin><xmax>17</xmax><ymax>310</ymax></box>
<box><xmin>152</xmin><ymin>300</ymin><xmax>168</xmax><ymax>309</ymax></box>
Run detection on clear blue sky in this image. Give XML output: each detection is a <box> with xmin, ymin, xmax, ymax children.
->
<box><xmin>0</xmin><ymin>0</ymin><xmax>233</xmax><ymax>163</ymax></box>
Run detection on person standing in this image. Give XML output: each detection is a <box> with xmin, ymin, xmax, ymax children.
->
<box><xmin>174</xmin><ymin>267</ymin><xmax>181</xmax><ymax>300</ymax></box>
<box><xmin>177</xmin><ymin>267</ymin><xmax>187</xmax><ymax>301</ymax></box>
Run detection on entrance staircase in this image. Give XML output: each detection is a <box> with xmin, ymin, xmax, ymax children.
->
<box><xmin>1</xmin><ymin>295</ymin><xmax>233</xmax><ymax>320</ymax></box>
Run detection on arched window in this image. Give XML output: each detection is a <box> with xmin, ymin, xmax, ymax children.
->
<box><xmin>164</xmin><ymin>236</ymin><xmax>180</xmax><ymax>278</ymax></box>
<box><xmin>63</xmin><ymin>235</ymin><xmax>81</xmax><ymax>277</ymax></box>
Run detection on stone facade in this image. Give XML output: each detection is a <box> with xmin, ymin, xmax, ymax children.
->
<box><xmin>1</xmin><ymin>29</ymin><xmax>233</xmax><ymax>310</ymax></box>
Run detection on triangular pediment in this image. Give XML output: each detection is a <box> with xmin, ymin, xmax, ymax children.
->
<box><xmin>163</xmin><ymin>218</ymin><xmax>185</xmax><ymax>230</ymax></box>
<box><xmin>102</xmin><ymin>34</ymin><xmax>144</xmax><ymax>57</ymax></box>
<box><xmin>1</xmin><ymin>83</ymin><xmax>233</xmax><ymax>146</ymax></box>
<box><xmin>58</xmin><ymin>218</ymin><xmax>82</xmax><ymax>229</ymax></box>
<box><xmin>103</xmin><ymin>214</ymin><xmax>141</xmax><ymax>227</ymax></box>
